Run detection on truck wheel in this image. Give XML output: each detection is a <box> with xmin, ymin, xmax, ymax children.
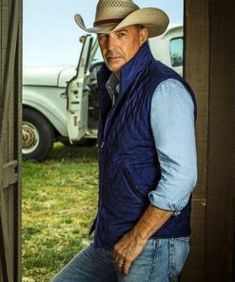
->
<box><xmin>22</xmin><ymin>108</ymin><xmax>54</xmax><ymax>161</ymax></box>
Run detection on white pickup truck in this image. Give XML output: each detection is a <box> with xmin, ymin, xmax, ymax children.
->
<box><xmin>22</xmin><ymin>24</ymin><xmax>183</xmax><ymax>161</ymax></box>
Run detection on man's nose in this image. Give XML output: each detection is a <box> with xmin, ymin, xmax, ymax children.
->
<box><xmin>107</xmin><ymin>34</ymin><xmax>117</xmax><ymax>50</ymax></box>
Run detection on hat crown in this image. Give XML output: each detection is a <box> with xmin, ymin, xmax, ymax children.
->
<box><xmin>74</xmin><ymin>0</ymin><xmax>169</xmax><ymax>38</ymax></box>
<box><xmin>95</xmin><ymin>0</ymin><xmax>139</xmax><ymax>24</ymax></box>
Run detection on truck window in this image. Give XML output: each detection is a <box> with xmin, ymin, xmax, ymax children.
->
<box><xmin>92</xmin><ymin>45</ymin><xmax>103</xmax><ymax>63</ymax></box>
<box><xmin>170</xmin><ymin>37</ymin><xmax>183</xmax><ymax>67</ymax></box>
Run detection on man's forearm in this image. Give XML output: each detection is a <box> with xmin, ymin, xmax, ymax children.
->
<box><xmin>131</xmin><ymin>204</ymin><xmax>173</xmax><ymax>242</ymax></box>
<box><xmin>113</xmin><ymin>204</ymin><xmax>173</xmax><ymax>275</ymax></box>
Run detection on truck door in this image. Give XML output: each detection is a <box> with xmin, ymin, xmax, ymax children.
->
<box><xmin>66</xmin><ymin>35</ymin><xmax>94</xmax><ymax>142</ymax></box>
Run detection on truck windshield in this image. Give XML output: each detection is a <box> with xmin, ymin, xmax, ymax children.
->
<box><xmin>92</xmin><ymin>42</ymin><xmax>103</xmax><ymax>64</ymax></box>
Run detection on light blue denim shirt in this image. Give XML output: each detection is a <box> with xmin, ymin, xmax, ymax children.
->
<box><xmin>149</xmin><ymin>79</ymin><xmax>197</xmax><ymax>213</ymax></box>
<box><xmin>106</xmin><ymin>76</ymin><xmax>197</xmax><ymax>213</ymax></box>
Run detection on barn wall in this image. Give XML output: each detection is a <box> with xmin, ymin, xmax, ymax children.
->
<box><xmin>205</xmin><ymin>0</ymin><xmax>235</xmax><ymax>280</ymax></box>
<box><xmin>183</xmin><ymin>0</ymin><xmax>235</xmax><ymax>281</ymax></box>
<box><xmin>182</xmin><ymin>0</ymin><xmax>209</xmax><ymax>280</ymax></box>
<box><xmin>0</xmin><ymin>0</ymin><xmax>22</xmax><ymax>281</ymax></box>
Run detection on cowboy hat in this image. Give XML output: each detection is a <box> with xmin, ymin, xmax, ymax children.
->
<box><xmin>74</xmin><ymin>0</ymin><xmax>169</xmax><ymax>38</ymax></box>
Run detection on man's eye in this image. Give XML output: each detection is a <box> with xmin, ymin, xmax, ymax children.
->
<box><xmin>98</xmin><ymin>34</ymin><xmax>108</xmax><ymax>40</ymax></box>
<box><xmin>117</xmin><ymin>32</ymin><xmax>126</xmax><ymax>38</ymax></box>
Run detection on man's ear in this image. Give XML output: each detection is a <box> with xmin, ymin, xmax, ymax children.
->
<box><xmin>139</xmin><ymin>27</ymin><xmax>149</xmax><ymax>45</ymax></box>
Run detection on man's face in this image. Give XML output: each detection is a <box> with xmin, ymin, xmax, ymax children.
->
<box><xmin>97</xmin><ymin>25</ymin><xmax>149</xmax><ymax>75</ymax></box>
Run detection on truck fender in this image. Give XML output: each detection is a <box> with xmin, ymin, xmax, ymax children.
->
<box><xmin>23</xmin><ymin>89</ymin><xmax>68</xmax><ymax>137</ymax></box>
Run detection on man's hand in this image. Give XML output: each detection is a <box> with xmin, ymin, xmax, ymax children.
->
<box><xmin>113</xmin><ymin>205</ymin><xmax>173</xmax><ymax>275</ymax></box>
<box><xmin>113</xmin><ymin>230</ymin><xmax>147</xmax><ymax>275</ymax></box>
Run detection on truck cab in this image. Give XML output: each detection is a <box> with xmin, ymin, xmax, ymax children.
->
<box><xmin>149</xmin><ymin>24</ymin><xmax>183</xmax><ymax>75</ymax></box>
<box><xmin>22</xmin><ymin>35</ymin><xmax>98</xmax><ymax>160</ymax></box>
<box><xmin>22</xmin><ymin>24</ymin><xmax>183</xmax><ymax>161</ymax></box>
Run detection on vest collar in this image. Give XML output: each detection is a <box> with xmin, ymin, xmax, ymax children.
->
<box><xmin>98</xmin><ymin>41</ymin><xmax>154</xmax><ymax>95</ymax></box>
<box><xmin>119</xmin><ymin>42</ymin><xmax>154</xmax><ymax>93</ymax></box>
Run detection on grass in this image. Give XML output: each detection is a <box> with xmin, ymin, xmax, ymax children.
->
<box><xmin>22</xmin><ymin>143</ymin><xmax>99</xmax><ymax>281</ymax></box>
<box><xmin>22</xmin><ymin>143</ymin><xmax>181</xmax><ymax>282</ymax></box>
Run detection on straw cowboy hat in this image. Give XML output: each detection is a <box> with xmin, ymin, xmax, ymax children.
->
<box><xmin>74</xmin><ymin>0</ymin><xmax>169</xmax><ymax>38</ymax></box>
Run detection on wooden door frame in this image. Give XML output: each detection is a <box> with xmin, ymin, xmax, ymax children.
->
<box><xmin>0</xmin><ymin>0</ymin><xmax>22</xmax><ymax>281</ymax></box>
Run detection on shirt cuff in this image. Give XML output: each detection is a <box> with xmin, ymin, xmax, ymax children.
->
<box><xmin>148</xmin><ymin>190</ymin><xmax>191</xmax><ymax>216</ymax></box>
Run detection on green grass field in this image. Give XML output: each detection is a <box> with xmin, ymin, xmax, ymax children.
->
<box><xmin>22</xmin><ymin>143</ymin><xmax>98</xmax><ymax>281</ymax></box>
<box><xmin>22</xmin><ymin>143</ymin><xmax>180</xmax><ymax>282</ymax></box>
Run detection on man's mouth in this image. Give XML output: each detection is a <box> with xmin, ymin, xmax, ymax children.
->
<box><xmin>107</xmin><ymin>56</ymin><xmax>121</xmax><ymax>61</ymax></box>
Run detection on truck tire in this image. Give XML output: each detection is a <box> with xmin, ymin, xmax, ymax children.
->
<box><xmin>22</xmin><ymin>108</ymin><xmax>54</xmax><ymax>161</ymax></box>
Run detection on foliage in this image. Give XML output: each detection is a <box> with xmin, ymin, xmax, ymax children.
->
<box><xmin>22</xmin><ymin>143</ymin><xmax>98</xmax><ymax>281</ymax></box>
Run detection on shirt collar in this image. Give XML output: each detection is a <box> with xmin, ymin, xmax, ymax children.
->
<box><xmin>105</xmin><ymin>73</ymin><xmax>120</xmax><ymax>103</ymax></box>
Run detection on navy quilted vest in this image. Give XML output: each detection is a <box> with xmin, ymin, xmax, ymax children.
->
<box><xmin>91</xmin><ymin>42</ymin><xmax>197</xmax><ymax>249</ymax></box>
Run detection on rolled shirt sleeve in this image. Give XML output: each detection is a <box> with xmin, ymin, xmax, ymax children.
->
<box><xmin>148</xmin><ymin>78</ymin><xmax>197</xmax><ymax>213</ymax></box>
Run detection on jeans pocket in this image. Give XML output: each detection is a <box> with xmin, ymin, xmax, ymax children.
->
<box><xmin>168</xmin><ymin>238</ymin><xmax>190</xmax><ymax>278</ymax></box>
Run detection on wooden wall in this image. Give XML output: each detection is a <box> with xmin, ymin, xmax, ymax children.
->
<box><xmin>0</xmin><ymin>0</ymin><xmax>22</xmax><ymax>281</ymax></box>
<box><xmin>183</xmin><ymin>0</ymin><xmax>235</xmax><ymax>281</ymax></box>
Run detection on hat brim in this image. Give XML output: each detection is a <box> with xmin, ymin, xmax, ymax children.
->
<box><xmin>74</xmin><ymin>8</ymin><xmax>169</xmax><ymax>38</ymax></box>
<box><xmin>74</xmin><ymin>14</ymin><xmax>118</xmax><ymax>34</ymax></box>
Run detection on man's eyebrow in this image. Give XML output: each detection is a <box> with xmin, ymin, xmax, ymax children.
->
<box><xmin>97</xmin><ymin>32</ymin><xmax>108</xmax><ymax>36</ymax></box>
<box><xmin>114</xmin><ymin>28</ymin><xmax>128</xmax><ymax>33</ymax></box>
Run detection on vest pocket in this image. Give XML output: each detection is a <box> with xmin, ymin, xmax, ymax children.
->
<box><xmin>120</xmin><ymin>168</ymin><xmax>147</xmax><ymax>202</ymax></box>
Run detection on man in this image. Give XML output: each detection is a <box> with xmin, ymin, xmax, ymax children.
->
<box><xmin>52</xmin><ymin>0</ymin><xmax>197</xmax><ymax>281</ymax></box>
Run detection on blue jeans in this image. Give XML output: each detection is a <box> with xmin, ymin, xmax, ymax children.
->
<box><xmin>52</xmin><ymin>238</ymin><xmax>190</xmax><ymax>282</ymax></box>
